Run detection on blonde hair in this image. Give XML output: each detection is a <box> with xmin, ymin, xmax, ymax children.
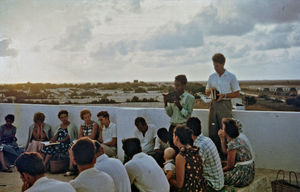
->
<box><xmin>80</xmin><ymin>109</ymin><xmax>91</xmax><ymax>120</ymax></box>
<box><xmin>164</xmin><ymin>147</ymin><xmax>176</xmax><ymax>160</ymax></box>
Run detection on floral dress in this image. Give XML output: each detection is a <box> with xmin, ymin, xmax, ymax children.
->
<box><xmin>42</xmin><ymin>128</ymin><xmax>70</xmax><ymax>155</ymax></box>
<box><xmin>224</xmin><ymin>137</ymin><xmax>255</xmax><ymax>187</ymax></box>
<box><xmin>178</xmin><ymin>146</ymin><xmax>207</xmax><ymax>192</ymax></box>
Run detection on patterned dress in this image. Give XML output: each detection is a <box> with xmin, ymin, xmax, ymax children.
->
<box><xmin>82</xmin><ymin>122</ymin><xmax>97</xmax><ymax>137</ymax></box>
<box><xmin>224</xmin><ymin>137</ymin><xmax>255</xmax><ymax>187</ymax></box>
<box><xmin>42</xmin><ymin>128</ymin><xmax>70</xmax><ymax>155</ymax></box>
<box><xmin>178</xmin><ymin>146</ymin><xmax>207</xmax><ymax>192</ymax></box>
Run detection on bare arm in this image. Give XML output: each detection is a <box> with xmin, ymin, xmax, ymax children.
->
<box><xmin>89</xmin><ymin>123</ymin><xmax>98</xmax><ymax>140</ymax></box>
<box><xmin>169</xmin><ymin>154</ymin><xmax>185</xmax><ymax>188</ymax></box>
<box><xmin>223</xmin><ymin>149</ymin><xmax>237</xmax><ymax>172</ymax></box>
<box><xmin>104</xmin><ymin>137</ymin><xmax>117</xmax><ymax>147</ymax></box>
<box><xmin>166</xmin><ymin>170</ymin><xmax>173</xmax><ymax>181</ymax></box>
<box><xmin>218</xmin><ymin>129</ymin><xmax>227</xmax><ymax>155</ymax></box>
<box><xmin>79</xmin><ymin>125</ymin><xmax>83</xmax><ymax>138</ymax></box>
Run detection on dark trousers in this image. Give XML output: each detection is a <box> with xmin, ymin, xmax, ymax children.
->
<box><xmin>208</xmin><ymin>100</ymin><xmax>232</xmax><ymax>155</ymax></box>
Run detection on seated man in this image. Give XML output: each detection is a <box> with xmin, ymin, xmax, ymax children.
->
<box><xmin>134</xmin><ymin>117</ymin><xmax>156</xmax><ymax>155</ymax></box>
<box><xmin>15</xmin><ymin>152</ymin><xmax>75</xmax><ymax>192</ymax></box>
<box><xmin>97</xmin><ymin>111</ymin><xmax>117</xmax><ymax>157</ymax></box>
<box><xmin>187</xmin><ymin>117</ymin><xmax>224</xmax><ymax>192</ymax></box>
<box><xmin>123</xmin><ymin>138</ymin><xmax>169</xmax><ymax>192</ymax></box>
<box><xmin>69</xmin><ymin>137</ymin><xmax>115</xmax><ymax>192</ymax></box>
<box><xmin>94</xmin><ymin>141</ymin><xmax>131</xmax><ymax>192</ymax></box>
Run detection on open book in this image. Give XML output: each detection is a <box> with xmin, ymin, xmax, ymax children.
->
<box><xmin>41</xmin><ymin>141</ymin><xmax>60</xmax><ymax>146</ymax></box>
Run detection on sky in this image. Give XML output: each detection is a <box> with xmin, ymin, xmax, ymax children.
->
<box><xmin>0</xmin><ymin>0</ymin><xmax>300</xmax><ymax>83</ymax></box>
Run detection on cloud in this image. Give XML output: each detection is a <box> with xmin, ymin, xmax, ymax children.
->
<box><xmin>255</xmin><ymin>23</ymin><xmax>300</xmax><ymax>50</ymax></box>
<box><xmin>53</xmin><ymin>20</ymin><xmax>93</xmax><ymax>51</ymax></box>
<box><xmin>91</xmin><ymin>40</ymin><xmax>137</xmax><ymax>60</ymax></box>
<box><xmin>142</xmin><ymin>23</ymin><xmax>204</xmax><ymax>51</ymax></box>
<box><xmin>0</xmin><ymin>39</ymin><xmax>18</xmax><ymax>57</ymax></box>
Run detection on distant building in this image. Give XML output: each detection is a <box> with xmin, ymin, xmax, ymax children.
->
<box><xmin>133</xmin><ymin>80</ymin><xmax>138</xmax><ymax>83</ymax></box>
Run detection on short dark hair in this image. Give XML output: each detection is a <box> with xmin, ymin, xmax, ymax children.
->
<box><xmin>175</xmin><ymin>74</ymin><xmax>188</xmax><ymax>85</ymax></box>
<box><xmin>71</xmin><ymin>137</ymin><xmax>95</xmax><ymax>166</ymax></box>
<box><xmin>15</xmin><ymin>152</ymin><xmax>45</xmax><ymax>176</ymax></box>
<box><xmin>212</xmin><ymin>53</ymin><xmax>226</xmax><ymax>64</ymax></box>
<box><xmin>186</xmin><ymin>117</ymin><xmax>201</xmax><ymax>136</ymax></box>
<box><xmin>58</xmin><ymin>110</ymin><xmax>68</xmax><ymax>118</ymax></box>
<box><xmin>224</xmin><ymin>120</ymin><xmax>239</xmax><ymax>139</ymax></box>
<box><xmin>174</xmin><ymin>126</ymin><xmax>194</xmax><ymax>145</ymax></box>
<box><xmin>33</xmin><ymin>112</ymin><xmax>45</xmax><ymax>123</ymax></box>
<box><xmin>157</xmin><ymin>128</ymin><xmax>169</xmax><ymax>143</ymax></box>
<box><xmin>122</xmin><ymin>138</ymin><xmax>142</xmax><ymax>159</ymax></box>
<box><xmin>5</xmin><ymin>114</ymin><xmax>15</xmax><ymax>122</ymax></box>
<box><xmin>134</xmin><ymin>117</ymin><xmax>147</xmax><ymax>127</ymax></box>
<box><xmin>97</xmin><ymin>111</ymin><xmax>110</xmax><ymax>119</ymax></box>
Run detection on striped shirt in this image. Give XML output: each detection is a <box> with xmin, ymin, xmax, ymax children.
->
<box><xmin>194</xmin><ymin>134</ymin><xmax>224</xmax><ymax>190</ymax></box>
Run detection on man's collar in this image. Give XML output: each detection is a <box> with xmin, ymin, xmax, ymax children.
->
<box><xmin>96</xmin><ymin>154</ymin><xmax>109</xmax><ymax>163</ymax></box>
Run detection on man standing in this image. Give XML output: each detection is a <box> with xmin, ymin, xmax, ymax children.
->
<box><xmin>206</xmin><ymin>53</ymin><xmax>240</xmax><ymax>154</ymax></box>
<box><xmin>164</xmin><ymin>74</ymin><xmax>195</xmax><ymax>150</ymax></box>
<box><xmin>97</xmin><ymin>111</ymin><xmax>117</xmax><ymax>157</ymax></box>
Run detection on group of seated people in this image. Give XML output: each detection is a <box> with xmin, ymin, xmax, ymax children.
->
<box><xmin>0</xmin><ymin>109</ymin><xmax>255</xmax><ymax>192</ymax></box>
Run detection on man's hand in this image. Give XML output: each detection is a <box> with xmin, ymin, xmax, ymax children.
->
<box><xmin>174</xmin><ymin>98</ymin><xmax>182</xmax><ymax>111</ymax></box>
<box><xmin>162</xmin><ymin>93</ymin><xmax>168</xmax><ymax>106</ymax></box>
<box><xmin>216</xmin><ymin>94</ymin><xmax>225</xmax><ymax>102</ymax></box>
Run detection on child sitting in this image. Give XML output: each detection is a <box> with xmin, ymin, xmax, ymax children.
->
<box><xmin>163</xmin><ymin>147</ymin><xmax>176</xmax><ymax>181</ymax></box>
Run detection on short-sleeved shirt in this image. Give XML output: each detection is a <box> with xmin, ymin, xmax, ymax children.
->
<box><xmin>102</xmin><ymin>122</ymin><xmax>117</xmax><ymax>143</ymax></box>
<box><xmin>81</xmin><ymin>122</ymin><xmax>97</xmax><ymax>137</ymax></box>
<box><xmin>194</xmin><ymin>134</ymin><xmax>224</xmax><ymax>190</ymax></box>
<box><xmin>25</xmin><ymin>177</ymin><xmax>75</xmax><ymax>192</ymax></box>
<box><xmin>0</xmin><ymin>124</ymin><xmax>16</xmax><ymax>143</ymax></box>
<box><xmin>154</xmin><ymin>137</ymin><xmax>169</xmax><ymax>151</ymax></box>
<box><xmin>70</xmin><ymin>167</ymin><xmax>115</xmax><ymax>192</ymax></box>
<box><xmin>163</xmin><ymin>159</ymin><xmax>176</xmax><ymax>178</ymax></box>
<box><xmin>206</xmin><ymin>70</ymin><xmax>240</xmax><ymax>94</ymax></box>
<box><xmin>134</xmin><ymin>124</ymin><xmax>156</xmax><ymax>154</ymax></box>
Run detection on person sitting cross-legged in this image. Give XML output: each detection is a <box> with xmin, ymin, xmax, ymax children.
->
<box><xmin>69</xmin><ymin>137</ymin><xmax>115</xmax><ymax>192</ymax></box>
<box><xmin>187</xmin><ymin>117</ymin><xmax>224</xmax><ymax>191</ymax></box>
<box><xmin>123</xmin><ymin>138</ymin><xmax>169</xmax><ymax>192</ymax></box>
<box><xmin>218</xmin><ymin>119</ymin><xmax>255</xmax><ymax>187</ymax></box>
<box><xmin>94</xmin><ymin>140</ymin><xmax>131</xmax><ymax>192</ymax></box>
<box><xmin>15</xmin><ymin>152</ymin><xmax>75</xmax><ymax>192</ymax></box>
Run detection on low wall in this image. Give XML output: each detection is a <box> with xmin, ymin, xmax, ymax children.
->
<box><xmin>0</xmin><ymin>103</ymin><xmax>299</xmax><ymax>172</ymax></box>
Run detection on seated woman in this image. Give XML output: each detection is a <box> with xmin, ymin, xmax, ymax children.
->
<box><xmin>26</xmin><ymin>112</ymin><xmax>53</xmax><ymax>152</ymax></box>
<box><xmin>79</xmin><ymin>109</ymin><xmax>98</xmax><ymax>139</ymax></box>
<box><xmin>219</xmin><ymin>119</ymin><xmax>255</xmax><ymax>187</ymax></box>
<box><xmin>169</xmin><ymin>126</ymin><xmax>207</xmax><ymax>191</ymax></box>
<box><xmin>41</xmin><ymin>110</ymin><xmax>77</xmax><ymax>166</ymax></box>
<box><xmin>0</xmin><ymin>114</ymin><xmax>23</xmax><ymax>172</ymax></box>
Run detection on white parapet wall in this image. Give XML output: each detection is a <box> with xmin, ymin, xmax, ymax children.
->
<box><xmin>0</xmin><ymin>103</ymin><xmax>299</xmax><ymax>172</ymax></box>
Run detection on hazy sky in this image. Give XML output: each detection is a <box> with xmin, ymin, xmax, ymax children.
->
<box><xmin>0</xmin><ymin>0</ymin><xmax>300</xmax><ymax>83</ymax></box>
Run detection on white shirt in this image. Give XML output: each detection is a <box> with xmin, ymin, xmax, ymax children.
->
<box><xmin>134</xmin><ymin>124</ymin><xmax>156</xmax><ymax>154</ymax></box>
<box><xmin>70</xmin><ymin>167</ymin><xmax>115</xmax><ymax>192</ymax></box>
<box><xmin>25</xmin><ymin>177</ymin><xmax>75</xmax><ymax>192</ymax></box>
<box><xmin>206</xmin><ymin>70</ymin><xmax>240</xmax><ymax>94</ymax></box>
<box><xmin>95</xmin><ymin>154</ymin><xmax>131</xmax><ymax>192</ymax></box>
<box><xmin>154</xmin><ymin>137</ymin><xmax>169</xmax><ymax>150</ymax></box>
<box><xmin>125</xmin><ymin>152</ymin><xmax>169</xmax><ymax>192</ymax></box>
<box><xmin>102</xmin><ymin>122</ymin><xmax>117</xmax><ymax>143</ymax></box>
